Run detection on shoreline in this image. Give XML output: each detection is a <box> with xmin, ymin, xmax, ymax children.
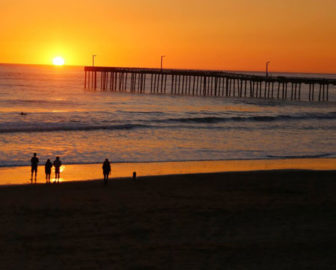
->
<box><xmin>2</xmin><ymin>155</ymin><xmax>336</xmax><ymax>168</ymax></box>
<box><xmin>0</xmin><ymin>158</ymin><xmax>335</xmax><ymax>186</ymax></box>
<box><xmin>1</xmin><ymin>169</ymin><xmax>335</xmax><ymax>189</ymax></box>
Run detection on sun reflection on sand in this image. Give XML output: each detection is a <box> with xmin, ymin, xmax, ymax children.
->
<box><xmin>49</xmin><ymin>165</ymin><xmax>65</xmax><ymax>183</ymax></box>
<box><xmin>50</xmin><ymin>178</ymin><xmax>64</xmax><ymax>183</ymax></box>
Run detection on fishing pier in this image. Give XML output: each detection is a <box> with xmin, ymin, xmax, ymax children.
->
<box><xmin>84</xmin><ymin>66</ymin><xmax>336</xmax><ymax>102</ymax></box>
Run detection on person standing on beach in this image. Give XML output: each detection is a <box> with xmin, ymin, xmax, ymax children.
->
<box><xmin>30</xmin><ymin>153</ymin><xmax>39</xmax><ymax>183</ymax></box>
<box><xmin>45</xmin><ymin>159</ymin><xmax>52</xmax><ymax>183</ymax></box>
<box><xmin>53</xmin><ymin>156</ymin><xmax>62</xmax><ymax>183</ymax></box>
<box><xmin>102</xmin><ymin>159</ymin><xmax>111</xmax><ymax>185</ymax></box>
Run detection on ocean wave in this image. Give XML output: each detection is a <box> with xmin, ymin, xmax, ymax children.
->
<box><xmin>115</xmin><ymin>110</ymin><xmax>164</xmax><ymax>115</ymax></box>
<box><xmin>1</xmin><ymin>122</ymin><xmax>335</xmax><ymax>134</ymax></box>
<box><xmin>0</xmin><ymin>124</ymin><xmax>149</xmax><ymax>133</ymax></box>
<box><xmin>266</xmin><ymin>153</ymin><xmax>335</xmax><ymax>159</ymax></box>
<box><xmin>0</xmin><ymin>99</ymin><xmax>76</xmax><ymax>106</ymax></box>
<box><xmin>157</xmin><ymin>112</ymin><xmax>336</xmax><ymax>123</ymax></box>
<box><xmin>0</xmin><ymin>111</ymin><xmax>335</xmax><ymax>133</ymax></box>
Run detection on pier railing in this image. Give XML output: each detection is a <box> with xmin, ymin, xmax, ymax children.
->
<box><xmin>84</xmin><ymin>66</ymin><xmax>336</xmax><ymax>102</ymax></box>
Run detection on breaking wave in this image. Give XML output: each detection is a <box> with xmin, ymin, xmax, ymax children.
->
<box><xmin>156</xmin><ymin>112</ymin><xmax>336</xmax><ymax>123</ymax></box>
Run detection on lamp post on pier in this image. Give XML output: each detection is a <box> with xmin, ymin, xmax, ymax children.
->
<box><xmin>266</xmin><ymin>61</ymin><xmax>271</xmax><ymax>78</ymax></box>
<box><xmin>161</xmin><ymin>55</ymin><xmax>165</xmax><ymax>71</ymax></box>
<box><xmin>92</xmin><ymin>55</ymin><xmax>96</xmax><ymax>67</ymax></box>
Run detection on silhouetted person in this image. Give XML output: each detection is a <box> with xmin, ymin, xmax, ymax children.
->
<box><xmin>30</xmin><ymin>153</ymin><xmax>39</xmax><ymax>183</ymax></box>
<box><xmin>45</xmin><ymin>159</ymin><xmax>52</xmax><ymax>183</ymax></box>
<box><xmin>53</xmin><ymin>157</ymin><xmax>62</xmax><ymax>183</ymax></box>
<box><xmin>102</xmin><ymin>159</ymin><xmax>111</xmax><ymax>185</ymax></box>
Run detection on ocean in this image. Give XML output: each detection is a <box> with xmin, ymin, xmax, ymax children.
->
<box><xmin>0</xmin><ymin>64</ymin><xmax>335</xmax><ymax>168</ymax></box>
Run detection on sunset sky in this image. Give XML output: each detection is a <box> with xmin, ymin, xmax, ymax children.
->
<box><xmin>1</xmin><ymin>0</ymin><xmax>335</xmax><ymax>73</ymax></box>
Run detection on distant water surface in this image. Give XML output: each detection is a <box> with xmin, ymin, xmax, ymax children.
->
<box><xmin>0</xmin><ymin>64</ymin><xmax>335</xmax><ymax>167</ymax></box>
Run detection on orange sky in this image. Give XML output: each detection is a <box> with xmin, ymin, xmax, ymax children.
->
<box><xmin>0</xmin><ymin>0</ymin><xmax>335</xmax><ymax>73</ymax></box>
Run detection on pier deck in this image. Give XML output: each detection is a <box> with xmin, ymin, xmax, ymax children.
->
<box><xmin>84</xmin><ymin>66</ymin><xmax>336</xmax><ymax>102</ymax></box>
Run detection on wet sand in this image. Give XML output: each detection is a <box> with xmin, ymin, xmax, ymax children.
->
<box><xmin>1</xmin><ymin>158</ymin><xmax>336</xmax><ymax>185</ymax></box>
<box><xmin>0</xmin><ymin>170</ymin><xmax>335</xmax><ymax>269</ymax></box>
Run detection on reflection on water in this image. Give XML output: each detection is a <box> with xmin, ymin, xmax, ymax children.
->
<box><xmin>0</xmin><ymin>64</ymin><xmax>335</xmax><ymax>168</ymax></box>
<box><xmin>49</xmin><ymin>165</ymin><xmax>65</xmax><ymax>183</ymax></box>
<box><xmin>50</xmin><ymin>178</ymin><xmax>64</xmax><ymax>183</ymax></box>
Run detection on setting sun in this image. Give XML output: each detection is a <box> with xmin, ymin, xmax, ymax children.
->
<box><xmin>52</xmin><ymin>56</ymin><xmax>65</xmax><ymax>66</ymax></box>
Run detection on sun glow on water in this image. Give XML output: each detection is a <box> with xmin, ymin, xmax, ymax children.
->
<box><xmin>52</xmin><ymin>56</ymin><xmax>65</xmax><ymax>66</ymax></box>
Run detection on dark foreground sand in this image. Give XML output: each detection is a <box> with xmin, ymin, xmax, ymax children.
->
<box><xmin>0</xmin><ymin>170</ymin><xmax>335</xmax><ymax>269</ymax></box>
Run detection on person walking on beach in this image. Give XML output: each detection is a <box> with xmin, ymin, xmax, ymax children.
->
<box><xmin>102</xmin><ymin>159</ymin><xmax>111</xmax><ymax>185</ymax></box>
<box><xmin>53</xmin><ymin>156</ymin><xmax>62</xmax><ymax>183</ymax></box>
<box><xmin>30</xmin><ymin>153</ymin><xmax>39</xmax><ymax>183</ymax></box>
<box><xmin>45</xmin><ymin>159</ymin><xmax>52</xmax><ymax>184</ymax></box>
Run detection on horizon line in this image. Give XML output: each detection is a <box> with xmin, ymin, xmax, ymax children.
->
<box><xmin>0</xmin><ymin>62</ymin><xmax>335</xmax><ymax>76</ymax></box>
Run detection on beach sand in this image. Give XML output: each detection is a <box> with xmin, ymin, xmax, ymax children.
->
<box><xmin>0</xmin><ymin>170</ymin><xmax>335</xmax><ymax>269</ymax></box>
